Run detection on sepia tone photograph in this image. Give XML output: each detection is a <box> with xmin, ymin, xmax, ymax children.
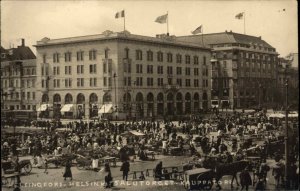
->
<box><xmin>0</xmin><ymin>0</ymin><xmax>298</xmax><ymax>190</ymax></box>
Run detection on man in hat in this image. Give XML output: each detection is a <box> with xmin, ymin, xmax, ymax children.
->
<box><xmin>240</xmin><ymin>166</ymin><xmax>252</xmax><ymax>191</ymax></box>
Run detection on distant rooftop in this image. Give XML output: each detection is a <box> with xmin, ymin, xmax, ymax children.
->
<box><xmin>177</xmin><ymin>31</ymin><xmax>275</xmax><ymax>49</ymax></box>
<box><xmin>35</xmin><ymin>30</ymin><xmax>210</xmax><ymax>51</ymax></box>
<box><xmin>1</xmin><ymin>39</ymin><xmax>36</xmax><ymax>61</ymax></box>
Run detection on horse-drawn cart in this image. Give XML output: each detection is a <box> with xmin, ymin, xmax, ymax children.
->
<box><xmin>1</xmin><ymin>159</ymin><xmax>32</xmax><ymax>175</ymax></box>
<box><xmin>183</xmin><ymin>168</ymin><xmax>214</xmax><ymax>190</ymax></box>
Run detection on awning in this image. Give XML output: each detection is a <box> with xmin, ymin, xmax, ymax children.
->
<box><xmin>130</xmin><ymin>130</ymin><xmax>145</xmax><ymax>136</ymax></box>
<box><xmin>98</xmin><ymin>104</ymin><xmax>113</xmax><ymax>114</ymax></box>
<box><xmin>289</xmin><ymin>112</ymin><xmax>298</xmax><ymax>118</ymax></box>
<box><xmin>61</xmin><ymin>104</ymin><xmax>74</xmax><ymax>112</ymax></box>
<box><xmin>121</xmin><ymin>130</ymin><xmax>145</xmax><ymax>137</ymax></box>
<box><xmin>37</xmin><ymin>104</ymin><xmax>52</xmax><ymax>112</ymax></box>
<box><xmin>267</xmin><ymin>113</ymin><xmax>285</xmax><ymax>118</ymax></box>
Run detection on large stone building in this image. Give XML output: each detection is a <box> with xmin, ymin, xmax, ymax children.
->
<box><xmin>1</xmin><ymin>39</ymin><xmax>37</xmax><ymax>111</ymax></box>
<box><xmin>277</xmin><ymin>55</ymin><xmax>298</xmax><ymax>110</ymax></box>
<box><xmin>178</xmin><ymin>31</ymin><xmax>279</xmax><ymax>109</ymax></box>
<box><xmin>34</xmin><ymin>31</ymin><xmax>212</xmax><ymax>119</ymax></box>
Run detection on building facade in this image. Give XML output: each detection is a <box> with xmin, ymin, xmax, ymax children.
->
<box><xmin>277</xmin><ymin>56</ymin><xmax>299</xmax><ymax>110</ymax></box>
<box><xmin>34</xmin><ymin>31</ymin><xmax>212</xmax><ymax>119</ymax></box>
<box><xmin>1</xmin><ymin>39</ymin><xmax>37</xmax><ymax>111</ymax></box>
<box><xmin>178</xmin><ymin>31</ymin><xmax>279</xmax><ymax>109</ymax></box>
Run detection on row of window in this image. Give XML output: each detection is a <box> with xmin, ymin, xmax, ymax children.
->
<box><xmin>48</xmin><ymin>49</ymin><xmax>103</xmax><ymax>63</ymax></box>
<box><xmin>2</xmin><ymin>105</ymin><xmax>36</xmax><ymax>111</ymax></box>
<box><xmin>1</xmin><ymin>92</ymin><xmax>36</xmax><ymax>100</ymax></box>
<box><xmin>42</xmin><ymin>78</ymin><xmax>106</xmax><ymax>88</ymax></box>
<box><xmin>134</xmin><ymin>50</ymin><xmax>205</xmax><ymax>65</ymax></box>
<box><xmin>134</xmin><ymin>65</ymin><xmax>208</xmax><ymax>76</ymax></box>
<box><xmin>44</xmin><ymin>48</ymin><xmax>207</xmax><ymax>65</ymax></box>
<box><xmin>42</xmin><ymin>64</ymin><xmax>101</xmax><ymax>76</ymax></box>
<box><xmin>40</xmin><ymin>77</ymin><xmax>210</xmax><ymax>88</ymax></box>
<box><xmin>1</xmin><ymin>79</ymin><xmax>36</xmax><ymax>88</ymax></box>
<box><xmin>42</xmin><ymin>64</ymin><xmax>208</xmax><ymax>76</ymax></box>
<box><xmin>124</xmin><ymin>77</ymin><xmax>209</xmax><ymax>88</ymax></box>
<box><xmin>1</xmin><ymin>68</ymin><xmax>36</xmax><ymax>77</ymax></box>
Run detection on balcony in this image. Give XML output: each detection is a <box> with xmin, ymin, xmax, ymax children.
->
<box><xmin>7</xmin><ymin>87</ymin><xmax>15</xmax><ymax>92</ymax></box>
<box><xmin>103</xmin><ymin>86</ymin><xmax>112</xmax><ymax>92</ymax></box>
<box><xmin>123</xmin><ymin>58</ymin><xmax>132</xmax><ymax>64</ymax></box>
<box><xmin>103</xmin><ymin>58</ymin><xmax>112</xmax><ymax>65</ymax></box>
<box><xmin>163</xmin><ymin>84</ymin><xmax>180</xmax><ymax>92</ymax></box>
<box><xmin>40</xmin><ymin>87</ymin><xmax>49</xmax><ymax>94</ymax></box>
<box><xmin>212</xmin><ymin>71</ymin><xmax>218</xmax><ymax>78</ymax></box>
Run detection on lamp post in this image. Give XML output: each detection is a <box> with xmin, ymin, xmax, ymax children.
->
<box><xmin>258</xmin><ymin>83</ymin><xmax>262</xmax><ymax>109</ymax></box>
<box><xmin>113</xmin><ymin>73</ymin><xmax>117</xmax><ymax>113</ymax></box>
<box><xmin>284</xmin><ymin>79</ymin><xmax>289</xmax><ymax>188</ymax></box>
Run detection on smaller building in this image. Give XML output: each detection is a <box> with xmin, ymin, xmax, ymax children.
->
<box><xmin>276</xmin><ymin>55</ymin><xmax>298</xmax><ymax>110</ymax></box>
<box><xmin>1</xmin><ymin>39</ymin><xmax>37</xmax><ymax>112</ymax></box>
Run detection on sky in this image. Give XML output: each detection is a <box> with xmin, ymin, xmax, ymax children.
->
<box><xmin>1</xmin><ymin>0</ymin><xmax>298</xmax><ymax>57</ymax></box>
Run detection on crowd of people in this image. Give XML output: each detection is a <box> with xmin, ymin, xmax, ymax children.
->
<box><xmin>1</xmin><ymin>110</ymin><xmax>299</xmax><ymax>189</ymax></box>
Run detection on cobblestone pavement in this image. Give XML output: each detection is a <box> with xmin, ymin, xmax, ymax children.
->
<box><xmin>1</xmin><ymin>125</ymin><xmax>290</xmax><ymax>191</ymax></box>
<box><xmin>2</xmin><ymin>154</ymin><xmax>283</xmax><ymax>191</ymax></box>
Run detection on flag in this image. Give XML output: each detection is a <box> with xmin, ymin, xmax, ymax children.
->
<box><xmin>115</xmin><ymin>10</ymin><xmax>125</xmax><ymax>19</ymax></box>
<box><xmin>191</xmin><ymin>25</ymin><xmax>202</xmax><ymax>35</ymax></box>
<box><xmin>155</xmin><ymin>14</ymin><xmax>168</xmax><ymax>24</ymax></box>
<box><xmin>235</xmin><ymin>12</ymin><xmax>244</xmax><ymax>19</ymax></box>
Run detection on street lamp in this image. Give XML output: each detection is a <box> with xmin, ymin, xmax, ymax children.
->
<box><xmin>113</xmin><ymin>73</ymin><xmax>117</xmax><ymax>113</ymax></box>
<box><xmin>283</xmin><ymin>63</ymin><xmax>289</xmax><ymax>189</ymax></box>
<box><xmin>258</xmin><ymin>83</ymin><xmax>262</xmax><ymax>109</ymax></box>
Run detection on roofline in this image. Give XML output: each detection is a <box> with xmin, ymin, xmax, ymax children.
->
<box><xmin>34</xmin><ymin>32</ymin><xmax>211</xmax><ymax>51</ymax></box>
<box><xmin>178</xmin><ymin>31</ymin><xmax>265</xmax><ymax>39</ymax></box>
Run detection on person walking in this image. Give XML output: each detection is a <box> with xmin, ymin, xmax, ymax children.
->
<box><xmin>104</xmin><ymin>162</ymin><xmax>113</xmax><ymax>188</ymax></box>
<box><xmin>120</xmin><ymin>160</ymin><xmax>130</xmax><ymax>181</ymax></box>
<box><xmin>240</xmin><ymin>167</ymin><xmax>252</xmax><ymax>191</ymax></box>
<box><xmin>63</xmin><ymin>160</ymin><xmax>72</xmax><ymax>181</ymax></box>
<box><xmin>155</xmin><ymin>161</ymin><xmax>163</xmax><ymax>181</ymax></box>
<box><xmin>272</xmin><ymin>159</ymin><xmax>283</xmax><ymax>188</ymax></box>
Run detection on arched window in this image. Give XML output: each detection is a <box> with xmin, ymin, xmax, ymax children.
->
<box><xmin>42</xmin><ymin>94</ymin><xmax>49</xmax><ymax>103</ymax></box>
<box><xmin>89</xmin><ymin>93</ymin><xmax>98</xmax><ymax>103</ymax></box>
<box><xmin>147</xmin><ymin>93</ymin><xmax>154</xmax><ymax>102</ymax></box>
<box><xmin>77</xmin><ymin>93</ymin><xmax>85</xmax><ymax>104</ymax></box>
<box><xmin>53</xmin><ymin>94</ymin><xmax>61</xmax><ymax>103</ymax></box>
<box><xmin>65</xmin><ymin>94</ymin><xmax>73</xmax><ymax>104</ymax></box>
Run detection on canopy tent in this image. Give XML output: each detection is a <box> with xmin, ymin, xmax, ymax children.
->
<box><xmin>121</xmin><ymin>130</ymin><xmax>145</xmax><ymax>137</ymax></box>
<box><xmin>289</xmin><ymin>112</ymin><xmax>298</xmax><ymax>118</ymax></box>
<box><xmin>267</xmin><ymin>113</ymin><xmax>285</xmax><ymax>119</ymax></box>
<box><xmin>267</xmin><ymin>111</ymin><xmax>298</xmax><ymax>119</ymax></box>
<box><xmin>60</xmin><ymin>104</ymin><xmax>74</xmax><ymax>112</ymax></box>
<box><xmin>37</xmin><ymin>104</ymin><xmax>52</xmax><ymax>112</ymax></box>
<box><xmin>98</xmin><ymin>104</ymin><xmax>113</xmax><ymax>114</ymax></box>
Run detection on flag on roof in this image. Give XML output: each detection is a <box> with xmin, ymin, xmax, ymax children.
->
<box><xmin>235</xmin><ymin>12</ymin><xmax>244</xmax><ymax>19</ymax></box>
<box><xmin>155</xmin><ymin>14</ymin><xmax>168</xmax><ymax>24</ymax></box>
<box><xmin>115</xmin><ymin>10</ymin><xmax>125</xmax><ymax>19</ymax></box>
<box><xmin>191</xmin><ymin>25</ymin><xmax>203</xmax><ymax>35</ymax></box>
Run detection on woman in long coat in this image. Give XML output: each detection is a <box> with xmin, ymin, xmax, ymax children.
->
<box><xmin>63</xmin><ymin>160</ymin><xmax>72</xmax><ymax>181</ymax></box>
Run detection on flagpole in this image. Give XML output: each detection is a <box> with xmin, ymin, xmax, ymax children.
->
<box><xmin>124</xmin><ymin>10</ymin><xmax>126</xmax><ymax>31</ymax></box>
<box><xmin>244</xmin><ymin>11</ymin><xmax>246</xmax><ymax>34</ymax></box>
<box><xmin>202</xmin><ymin>25</ymin><xmax>204</xmax><ymax>47</ymax></box>
<box><xmin>167</xmin><ymin>11</ymin><xmax>169</xmax><ymax>35</ymax></box>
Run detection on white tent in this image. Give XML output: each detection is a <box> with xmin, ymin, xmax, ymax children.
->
<box><xmin>98</xmin><ymin>104</ymin><xmax>113</xmax><ymax>114</ymax></box>
<box><xmin>61</xmin><ymin>104</ymin><xmax>74</xmax><ymax>112</ymax></box>
<box><xmin>37</xmin><ymin>104</ymin><xmax>52</xmax><ymax>111</ymax></box>
<box><xmin>268</xmin><ymin>113</ymin><xmax>285</xmax><ymax>118</ymax></box>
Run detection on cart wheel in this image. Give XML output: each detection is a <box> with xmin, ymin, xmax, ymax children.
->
<box><xmin>23</xmin><ymin>163</ymin><xmax>32</xmax><ymax>174</ymax></box>
<box><xmin>3</xmin><ymin>176</ymin><xmax>15</xmax><ymax>187</ymax></box>
<box><xmin>76</xmin><ymin>163</ymin><xmax>84</xmax><ymax>170</ymax></box>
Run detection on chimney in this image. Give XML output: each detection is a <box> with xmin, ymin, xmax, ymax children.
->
<box><xmin>21</xmin><ymin>39</ymin><xmax>25</xmax><ymax>46</ymax></box>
